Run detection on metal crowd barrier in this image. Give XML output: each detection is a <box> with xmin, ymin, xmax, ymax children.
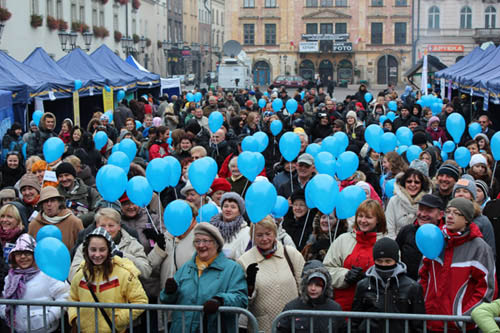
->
<box><xmin>0</xmin><ymin>299</ymin><xmax>259</xmax><ymax>333</ymax></box>
<box><xmin>272</xmin><ymin>310</ymin><xmax>500</xmax><ymax>333</ymax></box>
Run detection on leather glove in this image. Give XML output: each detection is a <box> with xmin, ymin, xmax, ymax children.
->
<box><xmin>344</xmin><ymin>266</ymin><xmax>365</xmax><ymax>285</ymax></box>
<box><xmin>143</xmin><ymin>228</ymin><xmax>166</xmax><ymax>251</ymax></box>
<box><xmin>164</xmin><ymin>278</ymin><xmax>178</xmax><ymax>294</ymax></box>
<box><xmin>246</xmin><ymin>263</ymin><xmax>259</xmax><ymax>287</ymax></box>
<box><xmin>203</xmin><ymin>297</ymin><xmax>224</xmax><ymax>314</ymax></box>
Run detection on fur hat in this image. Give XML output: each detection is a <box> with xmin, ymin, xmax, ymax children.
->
<box><xmin>220</xmin><ymin>192</ymin><xmax>245</xmax><ymax>215</ymax></box>
<box><xmin>447</xmin><ymin>197</ymin><xmax>475</xmax><ymax>223</ymax></box>
<box><xmin>469</xmin><ymin>154</ymin><xmax>487</xmax><ymax>168</ymax></box>
<box><xmin>194</xmin><ymin>222</ymin><xmax>224</xmax><ymax>250</ymax></box>
<box><xmin>474</xmin><ymin>133</ymin><xmax>490</xmax><ymax>145</ymax></box>
<box><xmin>452</xmin><ymin>175</ymin><xmax>477</xmax><ymax>200</ymax></box>
<box><xmin>409</xmin><ymin>159</ymin><xmax>429</xmax><ymax>177</ymax></box>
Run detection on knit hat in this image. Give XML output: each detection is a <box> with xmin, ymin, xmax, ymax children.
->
<box><xmin>447</xmin><ymin>197</ymin><xmax>475</xmax><ymax>222</ymax></box>
<box><xmin>469</xmin><ymin>154</ymin><xmax>487</xmax><ymax>168</ymax></box>
<box><xmin>412</xmin><ymin>132</ymin><xmax>427</xmax><ymax>146</ymax></box>
<box><xmin>84</xmin><ymin>227</ymin><xmax>120</xmax><ymax>257</ymax></box>
<box><xmin>438</xmin><ymin>163</ymin><xmax>460</xmax><ymax>181</ymax></box>
<box><xmin>355</xmin><ymin>102</ymin><xmax>365</xmax><ymax>110</ymax></box>
<box><xmin>474</xmin><ymin>133</ymin><xmax>490</xmax><ymax>145</ymax></box>
<box><xmin>0</xmin><ymin>188</ymin><xmax>16</xmax><ymax>201</ymax></box>
<box><xmin>180</xmin><ymin>181</ymin><xmax>196</xmax><ymax>197</ymax></box>
<box><xmin>8</xmin><ymin>233</ymin><xmax>36</xmax><ymax>264</ymax></box>
<box><xmin>38</xmin><ymin>186</ymin><xmax>63</xmax><ymax>204</ymax></box>
<box><xmin>427</xmin><ymin>116</ymin><xmax>440</xmax><ymax>128</ymax></box>
<box><xmin>476</xmin><ymin>179</ymin><xmax>490</xmax><ymax>198</ymax></box>
<box><xmin>118</xmin><ymin>130</ymin><xmax>132</xmax><ymax>142</ymax></box>
<box><xmin>194</xmin><ymin>222</ymin><xmax>224</xmax><ymax>250</ymax></box>
<box><xmin>95</xmin><ymin>199</ymin><xmax>122</xmax><ymax>213</ymax></box>
<box><xmin>291</xmin><ymin>189</ymin><xmax>306</xmax><ymax>203</ymax></box>
<box><xmin>19</xmin><ymin>173</ymin><xmax>41</xmax><ymax>193</ymax></box>
<box><xmin>346</xmin><ymin>111</ymin><xmax>357</xmax><ymax>120</ymax></box>
<box><xmin>333</xmin><ymin>119</ymin><xmax>345</xmax><ymax>128</ymax></box>
<box><xmin>55</xmin><ymin>162</ymin><xmax>76</xmax><ymax>178</ymax></box>
<box><xmin>373</xmin><ymin>237</ymin><xmax>400</xmax><ymax>262</ymax></box>
<box><xmin>409</xmin><ymin>159</ymin><xmax>429</xmax><ymax>177</ymax></box>
<box><xmin>185</xmin><ymin>119</ymin><xmax>201</xmax><ymax>135</ymax></box>
<box><xmin>452</xmin><ymin>175</ymin><xmax>477</xmax><ymax>200</ymax></box>
<box><xmin>210</xmin><ymin>178</ymin><xmax>231</xmax><ymax>193</ymax></box>
<box><xmin>31</xmin><ymin>160</ymin><xmax>48</xmax><ymax>173</ymax></box>
<box><xmin>220</xmin><ymin>192</ymin><xmax>245</xmax><ymax>215</ymax></box>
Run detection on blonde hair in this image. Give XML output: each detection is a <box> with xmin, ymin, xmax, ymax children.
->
<box><xmin>63</xmin><ymin>155</ymin><xmax>81</xmax><ymax>169</ymax></box>
<box><xmin>25</xmin><ymin>156</ymin><xmax>42</xmax><ymax>172</ymax></box>
<box><xmin>95</xmin><ymin>208</ymin><xmax>121</xmax><ymax>224</ymax></box>
<box><xmin>249</xmin><ymin>215</ymin><xmax>277</xmax><ymax>237</ymax></box>
<box><xmin>0</xmin><ymin>204</ymin><xmax>23</xmax><ymax>229</ymax></box>
<box><xmin>190</xmin><ymin>145</ymin><xmax>207</xmax><ymax>157</ymax></box>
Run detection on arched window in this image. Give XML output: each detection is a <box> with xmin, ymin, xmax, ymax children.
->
<box><xmin>460</xmin><ymin>6</ymin><xmax>472</xmax><ymax>29</ymax></box>
<box><xmin>428</xmin><ymin>6</ymin><xmax>440</xmax><ymax>29</ymax></box>
<box><xmin>485</xmin><ymin>6</ymin><xmax>496</xmax><ymax>29</ymax></box>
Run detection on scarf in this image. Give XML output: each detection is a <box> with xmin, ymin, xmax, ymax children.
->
<box><xmin>210</xmin><ymin>213</ymin><xmax>245</xmax><ymax>243</ymax></box>
<box><xmin>23</xmin><ymin>194</ymin><xmax>40</xmax><ymax>206</ymax></box>
<box><xmin>42</xmin><ymin>211</ymin><xmax>72</xmax><ymax>224</ymax></box>
<box><xmin>0</xmin><ymin>227</ymin><xmax>23</xmax><ymax>247</ymax></box>
<box><xmin>257</xmin><ymin>241</ymin><xmax>277</xmax><ymax>259</ymax></box>
<box><xmin>4</xmin><ymin>267</ymin><xmax>40</xmax><ymax>327</ymax></box>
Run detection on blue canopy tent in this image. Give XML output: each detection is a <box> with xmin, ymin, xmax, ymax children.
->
<box><xmin>450</xmin><ymin>45</ymin><xmax>498</xmax><ymax>86</ymax></box>
<box><xmin>0</xmin><ymin>90</ymin><xmax>15</xmax><ymax>146</ymax></box>
<box><xmin>435</xmin><ymin>47</ymin><xmax>485</xmax><ymax>81</ymax></box>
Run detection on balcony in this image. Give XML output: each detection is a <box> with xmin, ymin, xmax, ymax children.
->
<box><xmin>474</xmin><ymin>28</ymin><xmax>500</xmax><ymax>43</ymax></box>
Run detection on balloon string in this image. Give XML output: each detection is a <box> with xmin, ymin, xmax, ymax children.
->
<box><xmin>333</xmin><ymin>216</ymin><xmax>340</xmax><ymax>243</ymax></box>
<box><xmin>200</xmin><ymin>196</ymin><xmax>203</xmax><ymax>222</ymax></box>
<box><xmin>432</xmin><ymin>260</ymin><xmax>437</xmax><ymax>294</ymax></box>
<box><xmin>289</xmin><ymin>169</ymin><xmax>293</xmax><ymax>195</ymax></box>
<box><xmin>327</xmin><ymin>215</ymin><xmax>332</xmax><ymax>245</ymax></box>
<box><xmin>170</xmin><ymin>240</ymin><xmax>176</xmax><ymax>278</ymax></box>
<box><xmin>174</xmin><ymin>186</ymin><xmax>178</xmax><ymax>200</ymax></box>
<box><xmin>242</xmin><ymin>179</ymin><xmax>249</xmax><ymax>196</ymax></box>
<box><xmin>298</xmin><ymin>209</ymin><xmax>310</xmax><ymax>248</ymax></box>
<box><xmin>158</xmin><ymin>193</ymin><xmax>162</xmax><ymax>233</ymax></box>
<box><xmin>491</xmin><ymin>161</ymin><xmax>497</xmax><ymax>188</ymax></box>
<box><xmin>145</xmin><ymin>207</ymin><xmax>159</xmax><ymax>234</ymax></box>
<box><xmin>252</xmin><ymin>225</ymin><xmax>255</xmax><ymax>249</ymax></box>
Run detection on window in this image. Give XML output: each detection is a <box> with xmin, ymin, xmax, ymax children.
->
<box><xmin>92</xmin><ymin>9</ymin><xmax>97</xmax><ymax>26</ymax></box>
<box><xmin>371</xmin><ymin>22</ymin><xmax>383</xmax><ymax>44</ymax></box>
<box><xmin>265</xmin><ymin>24</ymin><xmax>276</xmax><ymax>45</ymax></box>
<box><xmin>336</xmin><ymin>0</ymin><xmax>347</xmax><ymax>6</ymax></box>
<box><xmin>99</xmin><ymin>10</ymin><xmax>104</xmax><ymax>26</ymax></box>
<box><xmin>395</xmin><ymin>0</ymin><xmax>406</xmax><ymax>6</ymax></box>
<box><xmin>395</xmin><ymin>22</ymin><xmax>406</xmax><ymax>44</ymax></box>
<box><xmin>321</xmin><ymin>0</ymin><xmax>333</xmax><ymax>7</ymax></box>
<box><xmin>71</xmin><ymin>3</ymin><xmax>77</xmax><ymax>23</ymax></box>
<box><xmin>320</xmin><ymin>23</ymin><xmax>333</xmax><ymax>34</ymax></box>
<box><xmin>113</xmin><ymin>14</ymin><xmax>118</xmax><ymax>31</ymax></box>
<box><xmin>30</xmin><ymin>0</ymin><xmax>39</xmax><ymax>15</ymax></box>
<box><xmin>243</xmin><ymin>24</ymin><xmax>255</xmax><ymax>45</ymax></box>
<box><xmin>428</xmin><ymin>6</ymin><xmax>440</xmax><ymax>29</ymax></box>
<box><xmin>335</xmin><ymin>23</ymin><xmax>347</xmax><ymax>34</ymax></box>
<box><xmin>243</xmin><ymin>0</ymin><xmax>254</xmax><ymax>8</ymax></box>
<box><xmin>485</xmin><ymin>6</ymin><xmax>496</xmax><ymax>28</ymax></box>
<box><xmin>460</xmin><ymin>6</ymin><xmax>472</xmax><ymax>29</ymax></box>
<box><xmin>371</xmin><ymin>0</ymin><xmax>383</xmax><ymax>6</ymax></box>
<box><xmin>132</xmin><ymin>18</ymin><xmax>137</xmax><ymax>34</ymax></box>
<box><xmin>47</xmin><ymin>0</ymin><xmax>54</xmax><ymax>17</ymax></box>
<box><xmin>306</xmin><ymin>0</ymin><xmax>318</xmax><ymax>6</ymax></box>
<box><xmin>56</xmin><ymin>0</ymin><xmax>63</xmax><ymax>19</ymax></box>
<box><xmin>80</xmin><ymin>5</ymin><xmax>85</xmax><ymax>22</ymax></box>
<box><xmin>306</xmin><ymin>23</ymin><xmax>318</xmax><ymax>34</ymax></box>
<box><xmin>265</xmin><ymin>0</ymin><xmax>277</xmax><ymax>7</ymax></box>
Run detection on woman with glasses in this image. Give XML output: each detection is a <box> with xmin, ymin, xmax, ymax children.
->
<box><xmin>385</xmin><ymin>161</ymin><xmax>431</xmax><ymax>239</ymax></box>
<box><xmin>419</xmin><ymin>198</ymin><xmax>496</xmax><ymax>332</ymax></box>
<box><xmin>160</xmin><ymin>222</ymin><xmax>248</xmax><ymax>333</ymax></box>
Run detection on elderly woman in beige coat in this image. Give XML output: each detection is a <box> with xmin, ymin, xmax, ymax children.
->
<box><xmin>237</xmin><ymin>215</ymin><xmax>305</xmax><ymax>333</ymax></box>
<box><xmin>69</xmin><ymin>208</ymin><xmax>151</xmax><ymax>281</ymax></box>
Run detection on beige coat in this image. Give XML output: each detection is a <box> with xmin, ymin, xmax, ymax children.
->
<box><xmin>237</xmin><ymin>243</ymin><xmax>305</xmax><ymax>333</ymax></box>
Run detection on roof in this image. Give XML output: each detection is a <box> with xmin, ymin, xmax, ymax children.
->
<box><xmin>404</xmin><ymin>55</ymin><xmax>447</xmax><ymax>78</ymax></box>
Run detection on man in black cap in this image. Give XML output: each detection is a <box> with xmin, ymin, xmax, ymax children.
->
<box><xmin>396</xmin><ymin>194</ymin><xmax>444</xmax><ymax>280</ymax></box>
<box><xmin>434</xmin><ymin>161</ymin><xmax>461</xmax><ymax>207</ymax></box>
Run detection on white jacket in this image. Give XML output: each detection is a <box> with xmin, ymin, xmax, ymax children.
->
<box><xmin>223</xmin><ymin>223</ymin><xmax>251</xmax><ymax>260</ymax></box>
<box><xmin>0</xmin><ymin>271</ymin><xmax>69</xmax><ymax>333</ymax></box>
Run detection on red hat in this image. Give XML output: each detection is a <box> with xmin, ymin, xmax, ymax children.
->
<box><xmin>355</xmin><ymin>102</ymin><xmax>365</xmax><ymax>110</ymax></box>
<box><xmin>119</xmin><ymin>193</ymin><xmax>130</xmax><ymax>203</ymax></box>
<box><xmin>210</xmin><ymin>178</ymin><xmax>231</xmax><ymax>193</ymax></box>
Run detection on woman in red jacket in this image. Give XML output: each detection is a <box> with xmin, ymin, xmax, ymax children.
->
<box><xmin>148</xmin><ymin>126</ymin><xmax>170</xmax><ymax>160</ymax></box>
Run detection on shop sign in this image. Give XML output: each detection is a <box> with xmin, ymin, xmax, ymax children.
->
<box><xmin>428</xmin><ymin>45</ymin><xmax>465</xmax><ymax>53</ymax></box>
<box><xmin>299</xmin><ymin>41</ymin><xmax>319</xmax><ymax>53</ymax></box>
<box><xmin>301</xmin><ymin>33</ymin><xmax>349</xmax><ymax>41</ymax></box>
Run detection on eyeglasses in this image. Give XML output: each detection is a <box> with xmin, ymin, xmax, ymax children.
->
<box><xmin>445</xmin><ymin>209</ymin><xmax>464</xmax><ymax>217</ymax></box>
<box><xmin>194</xmin><ymin>239</ymin><xmax>214</xmax><ymax>245</ymax></box>
<box><xmin>405</xmin><ymin>179</ymin><xmax>421</xmax><ymax>185</ymax></box>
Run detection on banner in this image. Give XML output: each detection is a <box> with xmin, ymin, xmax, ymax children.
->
<box><xmin>102</xmin><ymin>87</ymin><xmax>114</xmax><ymax>113</ymax></box>
<box><xmin>299</xmin><ymin>42</ymin><xmax>319</xmax><ymax>53</ymax></box>
<box><xmin>421</xmin><ymin>53</ymin><xmax>428</xmax><ymax>95</ymax></box>
<box><xmin>73</xmin><ymin>91</ymin><xmax>80</xmax><ymax>127</ymax></box>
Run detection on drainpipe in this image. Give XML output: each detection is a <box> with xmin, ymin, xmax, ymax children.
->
<box><xmin>412</xmin><ymin>0</ymin><xmax>421</xmax><ymax>66</ymax></box>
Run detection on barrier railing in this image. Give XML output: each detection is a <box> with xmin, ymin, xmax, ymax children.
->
<box><xmin>0</xmin><ymin>299</ymin><xmax>259</xmax><ymax>333</ymax></box>
<box><xmin>271</xmin><ymin>310</ymin><xmax>500</xmax><ymax>333</ymax></box>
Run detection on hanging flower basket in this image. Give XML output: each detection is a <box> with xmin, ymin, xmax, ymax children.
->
<box><xmin>132</xmin><ymin>0</ymin><xmax>141</xmax><ymax>10</ymax></box>
<box><xmin>94</xmin><ymin>26</ymin><xmax>109</xmax><ymax>38</ymax></box>
<box><xmin>146</xmin><ymin>38</ymin><xmax>151</xmax><ymax>47</ymax></box>
<box><xmin>81</xmin><ymin>23</ymin><xmax>90</xmax><ymax>33</ymax></box>
<box><xmin>0</xmin><ymin>7</ymin><xmax>12</xmax><ymax>22</ymax></box>
<box><xmin>47</xmin><ymin>16</ymin><xmax>58</xmax><ymax>30</ymax></box>
<box><xmin>71</xmin><ymin>21</ymin><xmax>83</xmax><ymax>32</ymax></box>
<box><xmin>30</xmin><ymin>14</ymin><xmax>43</xmax><ymax>28</ymax></box>
<box><xmin>101</xmin><ymin>0</ymin><xmax>109</xmax><ymax>4</ymax></box>
<box><xmin>157</xmin><ymin>40</ymin><xmax>162</xmax><ymax>49</ymax></box>
<box><xmin>133</xmin><ymin>33</ymin><xmax>140</xmax><ymax>44</ymax></box>
<box><xmin>115</xmin><ymin>0</ymin><xmax>128</xmax><ymax>5</ymax></box>
<box><xmin>58</xmin><ymin>19</ymin><xmax>68</xmax><ymax>31</ymax></box>
<box><xmin>114</xmin><ymin>30</ymin><xmax>123</xmax><ymax>42</ymax></box>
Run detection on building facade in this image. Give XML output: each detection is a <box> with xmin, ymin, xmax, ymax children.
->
<box><xmin>167</xmin><ymin>0</ymin><xmax>183</xmax><ymax>75</ymax></box>
<box><xmin>183</xmin><ymin>0</ymin><xmax>199</xmax><ymax>81</ymax></box>
<box><xmin>211</xmin><ymin>0</ymin><xmax>225</xmax><ymax>72</ymax></box>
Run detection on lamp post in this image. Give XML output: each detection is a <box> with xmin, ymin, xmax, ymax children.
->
<box><xmin>58</xmin><ymin>30</ymin><xmax>92</xmax><ymax>52</ymax></box>
<box><xmin>162</xmin><ymin>39</ymin><xmax>172</xmax><ymax>76</ymax></box>
<box><xmin>121</xmin><ymin>36</ymin><xmax>134</xmax><ymax>57</ymax></box>
<box><xmin>284</xmin><ymin>55</ymin><xmax>288</xmax><ymax>75</ymax></box>
<box><xmin>0</xmin><ymin>23</ymin><xmax>4</xmax><ymax>44</ymax></box>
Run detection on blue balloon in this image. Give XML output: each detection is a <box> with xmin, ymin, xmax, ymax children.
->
<box><xmin>365</xmin><ymin>124</ymin><xmax>383</xmax><ymax>153</ymax></box>
<box><xmin>43</xmin><ymin>137</ymin><xmax>65</xmax><ymax>163</ymax></box>
<box><xmin>197</xmin><ymin>203</ymin><xmax>219</xmax><ymax>222</ymax></box>
<box><xmin>258</xmin><ymin>98</ymin><xmax>266</xmax><ymax>108</ymax></box>
<box><xmin>188</xmin><ymin>157</ymin><xmax>218</xmax><ymax>194</ymax></box>
<box><xmin>118</xmin><ymin>138</ymin><xmax>137</xmax><ymax>162</ymax></box>
<box><xmin>333</xmin><ymin>132</ymin><xmax>349</xmax><ymax>157</ymax></box>
<box><xmin>381</xmin><ymin>132</ymin><xmax>397</xmax><ymax>154</ymax></box>
<box><xmin>104</xmin><ymin>110</ymin><xmax>114</xmax><ymax>123</ymax></box>
<box><xmin>441</xmin><ymin>150</ymin><xmax>449</xmax><ymax>161</ymax></box>
<box><xmin>167</xmin><ymin>137</ymin><xmax>173</xmax><ymax>145</ymax></box>
<box><xmin>146</xmin><ymin>158</ymin><xmax>169</xmax><ymax>192</ymax></box>
<box><xmin>321</xmin><ymin>136</ymin><xmax>336</xmax><ymax>156</ymax></box>
<box><xmin>186</xmin><ymin>92</ymin><xmax>194</xmax><ymax>102</ymax></box>
<box><xmin>406</xmin><ymin>145</ymin><xmax>422</xmax><ymax>163</ymax></box>
<box><xmin>415</xmin><ymin>223</ymin><xmax>444</xmax><ymax>259</ymax></box>
<box><xmin>416</xmin><ymin>99</ymin><xmax>423</xmax><ymax>106</ymax></box>
<box><xmin>245</xmin><ymin>180</ymin><xmax>277</xmax><ymax>223</ymax></box>
<box><xmin>285</xmin><ymin>99</ymin><xmax>298</xmax><ymax>114</ymax></box>
<box><xmin>74</xmin><ymin>80</ymin><xmax>82</xmax><ymax>90</ymax></box>
<box><xmin>388</xmin><ymin>101</ymin><xmax>397</xmax><ymax>111</ymax></box>
<box><xmin>385</xmin><ymin>178</ymin><xmax>396</xmax><ymax>198</ymax></box>
<box><xmin>135</xmin><ymin>120</ymin><xmax>142</xmax><ymax>130</ymax></box>
<box><xmin>364</xmin><ymin>92</ymin><xmax>373</xmax><ymax>103</ymax></box>
<box><xmin>397</xmin><ymin>145</ymin><xmax>408</xmax><ymax>155</ymax></box>
<box><xmin>164</xmin><ymin>200</ymin><xmax>192</xmax><ymax>236</ymax></box>
<box><xmin>164</xmin><ymin>156</ymin><xmax>182</xmax><ymax>186</ymax></box>
<box><xmin>336</xmin><ymin>151</ymin><xmax>359</xmax><ymax>180</ymax></box>
<box><xmin>308</xmin><ymin>174</ymin><xmax>339</xmax><ymax>214</ymax></box>
<box><xmin>194</xmin><ymin>92</ymin><xmax>203</xmax><ymax>103</ymax></box>
<box><xmin>305</xmin><ymin>180</ymin><xmax>316</xmax><ymax>209</ymax></box>
<box><xmin>126</xmin><ymin>176</ymin><xmax>153</xmax><ymax>207</ymax></box>
<box><xmin>491</xmin><ymin>132</ymin><xmax>500</xmax><ymax>161</ymax></box>
<box><xmin>36</xmin><ymin>225</ymin><xmax>62</xmax><ymax>242</ymax></box>
<box><xmin>32</xmin><ymin>110</ymin><xmax>44</xmax><ymax>126</ymax></box>
<box><xmin>446</xmin><ymin>113</ymin><xmax>466</xmax><ymax>144</ymax></box>
<box><xmin>300</xmin><ymin>91</ymin><xmax>305</xmax><ymax>100</ymax></box>
<box><xmin>433</xmin><ymin>140</ymin><xmax>442</xmax><ymax>149</ymax></box>
<box><xmin>35</xmin><ymin>237</ymin><xmax>70</xmax><ymax>281</ymax></box>
<box><xmin>272</xmin><ymin>196</ymin><xmax>289</xmax><ymax>218</ymax></box>
<box><xmin>117</xmin><ymin>90</ymin><xmax>125</xmax><ymax>102</ymax></box>
<box><xmin>264</xmin><ymin>92</ymin><xmax>269</xmax><ymax>97</ymax></box>
<box><xmin>379</xmin><ymin>115</ymin><xmax>387</xmax><ymax>125</ymax></box>
<box><xmin>396</xmin><ymin>127</ymin><xmax>413</xmax><ymax>147</ymax></box>
<box><xmin>112</xmin><ymin>143</ymin><xmax>120</xmax><ymax>153</ymax></box>
<box><xmin>468</xmin><ymin>122</ymin><xmax>482</xmax><ymax>139</ymax></box>
<box><xmin>387</xmin><ymin>111</ymin><xmax>396</xmax><ymax>122</ymax></box>
<box><xmin>272</xmin><ymin>98</ymin><xmax>283</xmax><ymax>112</ymax></box>
<box><xmin>379</xmin><ymin>174</ymin><xmax>386</xmax><ymax>189</ymax></box>
<box><xmin>96</xmin><ymin>165</ymin><xmax>127</xmax><ymax>202</ymax></box>
<box><xmin>454</xmin><ymin>146</ymin><xmax>471</xmax><ymax>168</ymax></box>
<box><xmin>94</xmin><ymin>131</ymin><xmax>108</xmax><ymax>150</ymax></box>
<box><xmin>337</xmin><ymin>186</ymin><xmax>367</xmax><ymax>219</ymax></box>
<box><xmin>270</xmin><ymin>120</ymin><xmax>283</xmax><ymax>136</ymax></box>
<box><xmin>208</xmin><ymin>111</ymin><xmax>223</xmax><ymax>133</ymax></box>
<box><xmin>442</xmin><ymin>141</ymin><xmax>455</xmax><ymax>153</ymax></box>
<box><xmin>253</xmin><ymin>132</ymin><xmax>269</xmax><ymax>153</ymax></box>
<box><xmin>431</xmin><ymin>102</ymin><xmax>443</xmax><ymax>116</ymax></box>
<box><xmin>315</xmin><ymin>151</ymin><xmax>336</xmax><ymax>177</ymax></box>
<box><xmin>238</xmin><ymin>151</ymin><xmax>265</xmax><ymax>181</ymax></box>
<box><xmin>279</xmin><ymin>132</ymin><xmax>301</xmax><ymax>162</ymax></box>
<box><xmin>104</xmin><ymin>85</ymin><xmax>110</xmax><ymax>92</ymax></box>
<box><xmin>241</xmin><ymin>136</ymin><xmax>259</xmax><ymax>152</ymax></box>
<box><xmin>306</xmin><ymin>143</ymin><xmax>321</xmax><ymax>157</ymax></box>
<box><xmin>22</xmin><ymin>142</ymin><xmax>27</xmax><ymax>160</ymax></box>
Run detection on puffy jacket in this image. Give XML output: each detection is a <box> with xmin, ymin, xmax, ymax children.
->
<box><xmin>419</xmin><ymin>223</ymin><xmax>497</xmax><ymax>332</ymax></box>
<box><xmin>68</xmin><ymin>256</ymin><xmax>148</xmax><ymax>333</ymax></box>
<box><xmin>426</xmin><ymin>126</ymin><xmax>448</xmax><ymax>143</ymax></box>
<box><xmin>160</xmin><ymin>252</ymin><xmax>248</xmax><ymax>333</ymax></box>
<box><xmin>352</xmin><ymin>262</ymin><xmax>425</xmax><ymax>333</ymax></box>
<box><xmin>471</xmin><ymin>299</ymin><xmax>500</xmax><ymax>333</ymax></box>
<box><xmin>26</xmin><ymin>125</ymin><xmax>57</xmax><ymax>157</ymax></box>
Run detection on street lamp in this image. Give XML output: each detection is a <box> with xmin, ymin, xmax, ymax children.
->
<box><xmin>121</xmin><ymin>36</ymin><xmax>134</xmax><ymax>56</ymax></box>
<box><xmin>58</xmin><ymin>30</ymin><xmax>89</xmax><ymax>52</ymax></box>
<box><xmin>283</xmin><ymin>55</ymin><xmax>288</xmax><ymax>74</ymax></box>
<box><xmin>82</xmin><ymin>32</ymin><xmax>93</xmax><ymax>51</ymax></box>
<box><xmin>58</xmin><ymin>30</ymin><xmax>69</xmax><ymax>51</ymax></box>
<box><xmin>0</xmin><ymin>23</ymin><xmax>4</xmax><ymax>44</ymax></box>
<box><xmin>139</xmin><ymin>36</ymin><xmax>147</xmax><ymax>53</ymax></box>
<box><xmin>162</xmin><ymin>40</ymin><xmax>172</xmax><ymax>76</ymax></box>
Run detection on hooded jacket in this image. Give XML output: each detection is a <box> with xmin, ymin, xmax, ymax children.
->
<box><xmin>419</xmin><ymin>223</ymin><xmax>497</xmax><ymax>332</ymax></box>
<box><xmin>26</xmin><ymin>113</ymin><xmax>58</xmax><ymax>157</ymax></box>
<box><xmin>352</xmin><ymin>262</ymin><xmax>425</xmax><ymax>333</ymax></box>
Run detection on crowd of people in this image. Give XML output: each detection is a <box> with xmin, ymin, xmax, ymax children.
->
<box><xmin>0</xmin><ymin>83</ymin><xmax>499</xmax><ymax>332</ymax></box>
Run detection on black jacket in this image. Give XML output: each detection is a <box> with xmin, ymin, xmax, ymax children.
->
<box><xmin>395</xmin><ymin>222</ymin><xmax>421</xmax><ymax>281</ymax></box>
<box><xmin>282</xmin><ymin>208</ymin><xmax>317</xmax><ymax>251</ymax></box>
<box><xmin>352</xmin><ymin>263</ymin><xmax>425</xmax><ymax>333</ymax></box>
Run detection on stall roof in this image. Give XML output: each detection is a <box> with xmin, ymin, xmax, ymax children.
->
<box><xmin>404</xmin><ymin>55</ymin><xmax>447</xmax><ymax>78</ymax></box>
<box><xmin>450</xmin><ymin>45</ymin><xmax>498</xmax><ymax>85</ymax></box>
<box><xmin>435</xmin><ymin>47</ymin><xmax>485</xmax><ymax>80</ymax></box>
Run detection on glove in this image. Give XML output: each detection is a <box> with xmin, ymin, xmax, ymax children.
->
<box><xmin>143</xmin><ymin>228</ymin><xmax>166</xmax><ymax>251</ymax></box>
<box><xmin>203</xmin><ymin>297</ymin><xmax>223</xmax><ymax>314</ymax></box>
<box><xmin>164</xmin><ymin>278</ymin><xmax>178</xmax><ymax>294</ymax></box>
<box><xmin>344</xmin><ymin>266</ymin><xmax>365</xmax><ymax>285</ymax></box>
<box><xmin>246</xmin><ymin>263</ymin><xmax>259</xmax><ymax>287</ymax></box>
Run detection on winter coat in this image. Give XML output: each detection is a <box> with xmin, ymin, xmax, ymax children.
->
<box><xmin>56</xmin><ymin>178</ymin><xmax>101</xmax><ymax>216</ymax></box>
<box><xmin>68</xmin><ymin>256</ymin><xmax>148</xmax><ymax>333</ymax></box>
<box><xmin>77</xmin><ymin>165</ymin><xmax>95</xmax><ymax>187</ymax></box>
<box><xmin>120</xmin><ymin>209</ymin><xmax>161</xmax><ymax>255</ymax></box>
<box><xmin>149</xmin><ymin>141</ymin><xmax>170</xmax><ymax>160</ymax></box>
<box><xmin>385</xmin><ymin>181</ymin><xmax>429</xmax><ymax>239</ymax></box>
<box><xmin>396</xmin><ymin>221</ymin><xmax>426</xmax><ymax>281</ymax></box>
<box><xmin>323</xmin><ymin>230</ymin><xmax>387</xmax><ymax>311</ymax></box>
<box><xmin>160</xmin><ymin>252</ymin><xmax>248</xmax><ymax>333</ymax></box>
<box><xmin>237</xmin><ymin>243</ymin><xmax>304</xmax><ymax>333</ymax></box>
<box><xmin>282</xmin><ymin>209</ymin><xmax>317</xmax><ymax>251</ymax></box>
<box><xmin>352</xmin><ymin>262</ymin><xmax>425</xmax><ymax>333</ymax></box>
<box><xmin>302</xmin><ymin>214</ymin><xmax>347</xmax><ymax>262</ymax></box>
<box><xmin>209</xmin><ymin>140</ymin><xmax>235</xmax><ymax>169</ymax></box>
<box><xmin>419</xmin><ymin>223</ymin><xmax>497</xmax><ymax>332</ymax></box>
<box><xmin>1</xmin><ymin>131</ymin><xmax>23</xmax><ymax>164</ymax></box>
<box><xmin>426</xmin><ymin>126</ymin><xmax>448</xmax><ymax>143</ymax></box>
<box><xmin>69</xmin><ymin>228</ymin><xmax>152</xmax><ymax>281</ymax></box>
<box><xmin>471</xmin><ymin>299</ymin><xmax>500</xmax><ymax>333</ymax></box>
<box><xmin>114</xmin><ymin>104</ymin><xmax>134</xmax><ymax>131</ymax></box>
<box><xmin>26</xmin><ymin>116</ymin><xmax>57</xmax><ymax>157</ymax></box>
<box><xmin>277</xmin><ymin>266</ymin><xmax>344</xmax><ymax>333</ymax></box>
<box><xmin>0</xmin><ymin>164</ymin><xmax>25</xmax><ymax>188</ymax></box>
<box><xmin>473</xmin><ymin>214</ymin><xmax>496</xmax><ymax>255</ymax></box>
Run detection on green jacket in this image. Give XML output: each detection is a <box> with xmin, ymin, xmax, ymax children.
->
<box><xmin>471</xmin><ymin>300</ymin><xmax>500</xmax><ymax>333</ymax></box>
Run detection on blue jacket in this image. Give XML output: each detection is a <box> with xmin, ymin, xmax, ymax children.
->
<box><xmin>160</xmin><ymin>252</ymin><xmax>248</xmax><ymax>333</ymax></box>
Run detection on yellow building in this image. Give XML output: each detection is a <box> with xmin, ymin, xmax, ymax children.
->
<box><xmin>183</xmin><ymin>0</ymin><xmax>200</xmax><ymax>80</ymax></box>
